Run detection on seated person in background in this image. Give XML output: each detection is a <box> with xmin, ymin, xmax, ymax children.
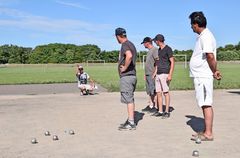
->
<box><xmin>76</xmin><ymin>65</ymin><xmax>97</xmax><ymax>95</ymax></box>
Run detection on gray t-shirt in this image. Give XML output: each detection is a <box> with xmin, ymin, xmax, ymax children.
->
<box><xmin>145</xmin><ymin>47</ymin><xmax>158</xmax><ymax>75</ymax></box>
<box><xmin>118</xmin><ymin>40</ymin><xmax>137</xmax><ymax>77</ymax></box>
<box><xmin>156</xmin><ymin>45</ymin><xmax>173</xmax><ymax>74</ymax></box>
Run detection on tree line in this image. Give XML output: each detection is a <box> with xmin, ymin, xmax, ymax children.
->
<box><xmin>0</xmin><ymin>42</ymin><xmax>240</xmax><ymax>64</ymax></box>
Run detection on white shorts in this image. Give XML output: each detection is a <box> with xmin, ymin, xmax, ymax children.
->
<box><xmin>193</xmin><ymin>77</ymin><xmax>213</xmax><ymax>107</ymax></box>
<box><xmin>78</xmin><ymin>83</ymin><xmax>93</xmax><ymax>91</ymax></box>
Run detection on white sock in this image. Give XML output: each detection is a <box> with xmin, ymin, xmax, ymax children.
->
<box><xmin>128</xmin><ymin>119</ymin><xmax>134</xmax><ymax>125</ymax></box>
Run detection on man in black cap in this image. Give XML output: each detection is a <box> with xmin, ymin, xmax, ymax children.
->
<box><xmin>141</xmin><ymin>37</ymin><xmax>159</xmax><ymax>114</ymax></box>
<box><xmin>115</xmin><ymin>27</ymin><xmax>137</xmax><ymax>130</ymax></box>
<box><xmin>152</xmin><ymin>34</ymin><xmax>175</xmax><ymax>118</ymax></box>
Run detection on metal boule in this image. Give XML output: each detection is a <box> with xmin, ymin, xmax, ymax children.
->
<box><xmin>192</xmin><ymin>150</ymin><xmax>199</xmax><ymax>157</ymax></box>
<box><xmin>195</xmin><ymin>137</ymin><xmax>201</xmax><ymax>144</ymax></box>
<box><xmin>31</xmin><ymin>138</ymin><xmax>38</xmax><ymax>144</ymax></box>
<box><xmin>69</xmin><ymin>130</ymin><xmax>75</xmax><ymax>135</ymax></box>
<box><xmin>53</xmin><ymin>135</ymin><xmax>59</xmax><ymax>141</ymax></box>
<box><xmin>44</xmin><ymin>131</ymin><xmax>50</xmax><ymax>136</ymax></box>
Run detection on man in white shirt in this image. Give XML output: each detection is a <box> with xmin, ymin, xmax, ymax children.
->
<box><xmin>189</xmin><ymin>11</ymin><xmax>221</xmax><ymax>141</ymax></box>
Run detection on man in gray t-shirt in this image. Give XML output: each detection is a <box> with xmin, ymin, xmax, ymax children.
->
<box><xmin>141</xmin><ymin>37</ymin><xmax>159</xmax><ymax>113</ymax></box>
<box><xmin>115</xmin><ymin>27</ymin><xmax>137</xmax><ymax>131</ymax></box>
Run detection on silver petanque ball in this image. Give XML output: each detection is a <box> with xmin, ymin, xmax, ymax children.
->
<box><xmin>44</xmin><ymin>131</ymin><xmax>50</xmax><ymax>136</ymax></box>
<box><xmin>69</xmin><ymin>130</ymin><xmax>75</xmax><ymax>135</ymax></box>
<box><xmin>195</xmin><ymin>137</ymin><xmax>201</xmax><ymax>144</ymax></box>
<box><xmin>192</xmin><ymin>150</ymin><xmax>199</xmax><ymax>157</ymax></box>
<box><xmin>52</xmin><ymin>135</ymin><xmax>59</xmax><ymax>141</ymax></box>
<box><xmin>31</xmin><ymin>138</ymin><xmax>38</xmax><ymax>144</ymax></box>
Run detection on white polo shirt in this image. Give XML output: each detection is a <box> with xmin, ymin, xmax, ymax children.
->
<box><xmin>189</xmin><ymin>28</ymin><xmax>217</xmax><ymax>78</ymax></box>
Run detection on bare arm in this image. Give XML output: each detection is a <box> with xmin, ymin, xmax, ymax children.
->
<box><xmin>152</xmin><ymin>58</ymin><xmax>159</xmax><ymax>79</ymax></box>
<box><xmin>120</xmin><ymin>50</ymin><xmax>132</xmax><ymax>73</ymax></box>
<box><xmin>152</xmin><ymin>65</ymin><xmax>157</xmax><ymax>79</ymax></box>
<box><xmin>167</xmin><ymin>57</ymin><xmax>175</xmax><ymax>81</ymax></box>
<box><xmin>206</xmin><ymin>53</ymin><xmax>221</xmax><ymax>80</ymax></box>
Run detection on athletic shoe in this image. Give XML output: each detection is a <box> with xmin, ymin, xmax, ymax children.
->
<box><xmin>118</xmin><ymin>120</ymin><xmax>136</xmax><ymax>131</ymax></box>
<box><xmin>141</xmin><ymin>105</ymin><xmax>151</xmax><ymax>112</ymax></box>
<box><xmin>151</xmin><ymin>111</ymin><xmax>164</xmax><ymax>117</ymax></box>
<box><xmin>162</xmin><ymin>112</ymin><xmax>170</xmax><ymax>119</ymax></box>
<box><xmin>148</xmin><ymin>107</ymin><xmax>158</xmax><ymax>113</ymax></box>
<box><xmin>119</xmin><ymin>120</ymin><xmax>128</xmax><ymax>127</ymax></box>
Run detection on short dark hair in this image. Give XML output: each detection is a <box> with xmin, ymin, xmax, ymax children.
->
<box><xmin>189</xmin><ymin>11</ymin><xmax>207</xmax><ymax>28</ymax></box>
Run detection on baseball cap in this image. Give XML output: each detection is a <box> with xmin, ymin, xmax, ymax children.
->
<box><xmin>152</xmin><ymin>34</ymin><xmax>165</xmax><ymax>42</ymax></box>
<box><xmin>115</xmin><ymin>27</ymin><xmax>126</xmax><ymax>36</ymax></box>
<box><xmin>141</xmin><ymin>37</ymin><xmax>152</xmax><ymax>44</ymax></box>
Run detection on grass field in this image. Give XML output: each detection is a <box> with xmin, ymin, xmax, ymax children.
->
<box><xmin>0</xmin><ymin>62</ymin><xmax>239</xmax><ymax>91</ymax></box>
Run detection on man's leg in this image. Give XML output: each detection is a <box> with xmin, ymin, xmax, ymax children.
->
<box><xmin>127</xmin><ymin>103</ymin><xmax>135</xmax><ymax>122</ymax></box>
<box><xmin>157</xmin><ymin>92</ymin><xmax>163</xmax><ymax>112</ymax></box>
<box><xmin>192</xmin><ymin>78</ymin><xmax>214</xmax><ymax>139</ymax></box>
<box><xmin>202</xmin><ymin>106</ymin><xmax>214</xmax><ymax>138</ymax></box>
<box><xmin>118</xmin><ymin>76</ymin><xmax>137</xmax><ymax>130</ymax></box>
<box><xmin>150</xmin><ymin>94</ymin><xmax>156</xmax><ymax>107</ymax></box>
<box><xmin>164</xmin><ymin>92</ymin><xmax>170</xmax><ymax>113</ymax></box>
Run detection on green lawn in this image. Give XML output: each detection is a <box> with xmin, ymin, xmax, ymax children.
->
<box><xmin>0</xmin><ymin>63</ymin><xmax>239</xmax><ymax>91</ymax></box>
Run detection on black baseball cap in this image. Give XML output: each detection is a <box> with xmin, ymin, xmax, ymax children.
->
<box><xmin>152</xmin><ymin>34</ymin><xmax>165</xmax><ymax>42</ymax></box>
<box><xmin>115</xmin><ymin>27</ymin><xmax>126</xmax><ymax>36</ymax></box>
<box><xmin>141</xmin><ymin>37</ymin><xmax>152</xmax><ymax>44</ymax></box>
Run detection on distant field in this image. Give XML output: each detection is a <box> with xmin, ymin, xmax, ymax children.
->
<box><xmin>0</xmin><ymin>63</ymin><xmax>239</xmax><ymax>91</ymax></box>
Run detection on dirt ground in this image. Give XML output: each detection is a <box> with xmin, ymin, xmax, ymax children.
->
<box><xmin>0</xmin><ymin>85</ymin><xmax>239</xmax><ymax>158</ymax></box>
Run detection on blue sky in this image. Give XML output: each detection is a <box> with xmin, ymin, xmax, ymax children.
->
<box><xmin>0</xmin><ymin>0</ymin><xmax>239</xmax><ymax>51</ymax></box>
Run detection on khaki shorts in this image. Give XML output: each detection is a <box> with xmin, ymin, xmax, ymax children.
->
<box><xmin>193</xmin><ymin>77</ymin><xmax>213</xmax><ymax>107</ymax></box>
<box><xmin>155</xmin><ymin>74</ymin><xmax>169</xmax><ymax>93</ymax></box>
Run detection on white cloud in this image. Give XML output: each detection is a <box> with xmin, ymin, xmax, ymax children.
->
<box><xmin>0</xmin><ymin>7</ymin><xmax>114</xmax><ymax>50</ymax></box>
<box><xmin>0</xmin><ymin>7</ymin><xmax>110</xmax><ymax>33</ymax></box>
<box><xmin>0</xmin><ymin>0</ymin><xmax>20</xmax><ymax>6</ymax></box>
<box><xmin>55</xmin><ymin>0</ymin><xmax>89</xmax><ymax>10</ymax></box>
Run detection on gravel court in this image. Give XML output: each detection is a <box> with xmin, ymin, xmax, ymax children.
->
<box><xmin>0</xmin><ymin>89</ymin><xmax>239</xmax><ymax>158</ymax></box>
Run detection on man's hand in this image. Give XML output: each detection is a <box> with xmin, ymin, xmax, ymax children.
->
<box><xmin>213</xmin><ymin>70</ymin><xmax>222</xmax><ymax>80</ymax></box>
<box><xmin>119</xmin><ymin>65</ymin><xmax>127</xmax><ymax>73</ymax></box>
<box><xmin>167</xmin><ymin>74</ymin><xmax>172</xmax><ymax>81</ymax></box>
<box><xmin>152</xmin><ymin>73</ymin><xmax>156</xmax><ymax>79</ymax></box>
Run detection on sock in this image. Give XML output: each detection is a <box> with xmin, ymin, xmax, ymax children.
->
<box><xmin>149</xmin><ymin>104</ymin><xmax>154</xmax><ymax>108</ymax></box>
<box><xmin>128</xmin><ymin>119</ymin><xmax>134</xmax><ymax>125</ymax></box>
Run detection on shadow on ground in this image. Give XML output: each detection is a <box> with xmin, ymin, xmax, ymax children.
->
<box><xmin>162</xmin><ymin>105</ymin><xmax>175</xmax><ymax>112</ymax></box>
<box><xmin>134</xmin><ymin>111</ymin><xmax>145</xmax><ymax>125</ymax></box>
<box><xmin>227</xmin><ymin>90</ymin><xmax>240</xmax><ymax>95</ymax></box>
<box><xmin>185</xmin><ymin>115</ymin><xmax>205</xmax><ymax>133</ymax></box>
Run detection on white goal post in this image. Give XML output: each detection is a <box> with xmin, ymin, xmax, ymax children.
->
<box><xmin>174</xmin><ymin>55</ymin><xmax>187</xmax><ymax>68</ymax></box>
<box><xmin>142</xmin><ymin>54</ymin><xmax>187</xmax><ymax>69</ymax></box>
<box><xmin>142</xmin><ymin>55</ymin><xmax>147</xmax><ymax>69</ymax></box>
<box><xmin>86</xmin><ymin>60</ymin><xmax>105</xmax><ymax>66</ymax></box>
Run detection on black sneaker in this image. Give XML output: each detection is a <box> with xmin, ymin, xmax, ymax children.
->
<box><xmin>162</xmin><ymin>112</ymin><xmax>170</xmax><ymax>119</ymax></box>
<box><xmin>151</xmin><ymin>111</ymin><xmax>164</xmax><ymax>117</ymax></box>
<box><xmin>118</xmin><ymin>121</ymin><xmax>136</xmax><ymax>131</ymax></box>
<box><xmin>148</xmin><ymin>107</ymin><xmax>158</xmax><ymax>113</ymax></box>
<box><xmin>142</xmin><ymin>106</ymin><xmax>151</xmax><ymax>112</ymax></box>
<box><xmin>119</xmin><ymin>120</ymin><xmax>128</xmax><ymax>127</ymax></box>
